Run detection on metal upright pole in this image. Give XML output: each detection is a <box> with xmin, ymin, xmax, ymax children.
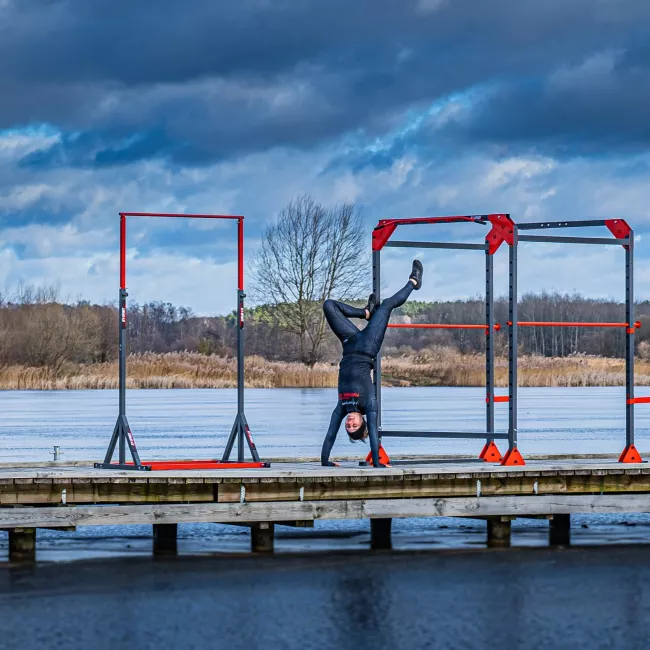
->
<box><xmin>485</xmin><ymin>244</ymin><xmax>495</xmax><ymax>440</ymax></box>
<box><xmin>508</xmin><ymin>229</ymin><xmax>519</xmax><ymax>454</ymax></box>
<box><xmin>118</xmin><ymin>214</ymin><xmax>127</xmax><ymax>465</ymax></box>
<box><xmin>625</xmin><ymin>233</ymin><xmax>635</xmax><ymax>451</ymax></box>
<box><xmin>237</xmin><ymin>217</ymin><xmax>245</xmax><ymax>462</ymax></box>
<box><xmin>372</xmin><ymin>250</ymin><xmax>382</xmax><ymax>430</ymax></box>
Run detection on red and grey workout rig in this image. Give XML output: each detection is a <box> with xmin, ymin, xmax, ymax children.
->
<box><xmin>95</xmin><ymin>212</ymin><xmax>268</xmax><ymax>471</ymax></box>
<box><xmin>95</xmin><ymin>212</ymin><xmax>646</xmax><ymax>470</ymax></box>
<box><xmin>369</xmin><ymin>215</ymin><xmax>645</xmax><ymax>467</ymax></box>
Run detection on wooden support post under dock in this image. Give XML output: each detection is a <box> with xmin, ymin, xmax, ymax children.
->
<box><xmin>9</xmin><ymin>527</ymin><xmax>36</xmax><ymax>562</ymax></box>
<box><xmin>251</xmin><ymin>522</ymin><xmax>274</xmax><ymax>553</ymax></box>
<box><xmin>370</xmin><ymin>518</ymin><xmax>392</xmax><ymax>550</ymax></box>
<box><xmin>549</xmin><ymin>514</ymin><xmax>571</xmax><ymax>547</ymax></box>
<box><xmin>153</xmin><ymin>523</ymin><xmax>178</xmax><ymax>555</ymax></box>
<box><xmin>487</xmin><ymin>517</ymin><xmax>511</xmax><ymax>548</ymax></box>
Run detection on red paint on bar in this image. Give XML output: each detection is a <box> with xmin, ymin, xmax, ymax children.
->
<box><xmin>627</xmin><ymin>397</ymin><xmax>650</xmax><ymax>404</ymax></box>
<box><xmin>507</xmin><ymin>321</ymin><xmax>641</xmax><ymax>328</ymax></box>
<box><xmin>388</xmin><ymin>323</ymin><xmax>500</xmax><ymax>330</ymax></box>
<box><xmin>135</xmin><ymin>460</ymin><xmax>268</xmax><ymax>470</ymax></box>
<box><xmin>120</xmin><ymin>212</ymin><xmax>243</xmax><ymax>219</ymax></box>
<box><xmin>238</xmin><ymin>218</ymin><xmax>244</xmax><ymax>292</ymax></box>
<box><xmin>120</xmin><ymin>213</ymin><xmax>126</xmax><ymax>290</ymax></box>
<box><xmin>371</xmin><ymin>214</ymin><xmax>495</xmax><ymax>251</ymax></box>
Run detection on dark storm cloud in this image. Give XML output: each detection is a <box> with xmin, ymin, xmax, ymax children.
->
<box><xmin>2</xmin><ymin>0</ymin><xmax>650</xmax><ymax>166</ymax></box>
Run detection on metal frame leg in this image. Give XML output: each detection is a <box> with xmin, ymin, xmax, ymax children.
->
<box><xmin>501</xmin><ymin>228</ymin><xmax>524</xmax><ymax>466</ymax></box>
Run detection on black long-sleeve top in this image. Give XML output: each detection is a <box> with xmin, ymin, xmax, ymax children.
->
<box><xmin>320</xmin><ymin>352</ymin><xmax>381</xmax><ymax>467</ymax></box>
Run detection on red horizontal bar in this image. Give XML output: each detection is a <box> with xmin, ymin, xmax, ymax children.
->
<box><xmin>137</xmin><ymin>460</ymin><xmax>267</xmax><ymax>470</ymax></box>
<box><xmin>493</xmin><ymin>396</ymin><xmax>510</xmax><ymax>403</ymax></box>
<box><xmin>388</xmin><ymin>323</ymin><xmax>501</xmax><ymax>330</ymax></box>
<box><xmin>507</xmin><ymin>321</ymin><xmax>642</xmax><ymax>328</ymax></box>
<box><xmin>628</xmin><ymin>397</ymin><xmax>650</xmax><ymax>405</ymax></box>
<box><xmin>120</xmin><ymin>212</ymin><xmax>243</xmax><ymax>220</ymax></box>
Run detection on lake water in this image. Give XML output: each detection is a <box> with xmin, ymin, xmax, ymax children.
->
<box><xmin>2</xmin><ymin>386</ymin><xmax>650</xmax><ymax>561</ymax></box>
<box><xmin>3</xmin><ymin>386</ymin><xmax>650</xmax><ymax>463</ymax></box>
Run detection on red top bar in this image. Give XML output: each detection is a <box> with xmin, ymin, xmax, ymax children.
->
<box><xmin>120</xmin><ymin>212</ymin><xmax>243</xmax><ymax>219</ymax></box>
<box><xmin>372</xmin><ymin>214</ymin><xmax>514</xmax><ymax>252</ymax></box>
<box><xmin>119</xmin><ymin>212</ymin><xmax>244</xmax><ymax>291</ymax></box>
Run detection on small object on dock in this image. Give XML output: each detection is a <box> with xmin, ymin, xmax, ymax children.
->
<box><xmin>50</xmin><ymin>446</ymin><xmax>63</xmax><ymax>462</ymax></box>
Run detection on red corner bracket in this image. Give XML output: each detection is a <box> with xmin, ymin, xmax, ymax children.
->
<box><xmin>486</xmin><ymin>214</ymin><xmax>515</xmax><ymax>254</ymax></box>
<box><xmin>605</xmin><ymin>219</ymin><xmax>632</xmax><ymax>247</ymax></box>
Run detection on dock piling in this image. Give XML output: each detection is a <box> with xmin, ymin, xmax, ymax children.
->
<box><xmin>487</xmin><ymin>517</ymin><xmax>512</xmax><ymax>548</ymax></box>
<box><xmin>251</xmin><ymin>522</ymin><xmax>274</xmax><ymax>553</ymax></box>
<box><xmin>9</xmin><ymin>527</ymin><xmax>36</xmax><ymax>562</ymax></box>
<box><xmin>370</xmin><ymin>518</ymin><xmax>393</xmax><ymax>550</ymax></box>
<box><xmin>153</xmin><ymin>523</ymin><xmax>178</xmax><ymax>555</ymax></box>
<box><xmin>549</xmin><ymin>514</ymin><xmax>571</xmax><ymax>547</ymax></box>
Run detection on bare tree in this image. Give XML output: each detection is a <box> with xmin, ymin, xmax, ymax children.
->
<box><xmin>251</xmin><ymin>195</ymin><xmax>368</xmax><ymax>366</ymax></box>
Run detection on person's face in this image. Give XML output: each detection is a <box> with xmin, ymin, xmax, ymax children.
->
<box><xmin>345</xmin><ymin>412</ymin><xmax>365</xmax><ymax>436</ymax></box>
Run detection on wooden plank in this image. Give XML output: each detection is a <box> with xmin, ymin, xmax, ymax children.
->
<box><xmin>2</xmin><ymin>494</ymin><xmax>650</xmax><ymax>528</ymax></box>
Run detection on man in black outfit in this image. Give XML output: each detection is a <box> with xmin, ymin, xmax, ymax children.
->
<box><xmin>321</xmin><ymin>260</ymin><xmax>423</xmax><ymax>467</ymax></box>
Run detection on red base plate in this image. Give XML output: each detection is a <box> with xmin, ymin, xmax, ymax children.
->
<box><xmin>500</xmin><ymin>447</ymin><xmax>526</xmax><ymax>466</ymax></box>
<box><xmin>479</xmin><ymin>441</ymin><xmax>503</xmax><ymax>463</ymax></box>
<box><xmin>364</xmin><ymin>445</ymin><xmax>392</xmax><ymax>467</ymax></box>
<box><xmin>130</xmin><ymin>460</ymin><xmax>269</xmax><ymax>470</ymax></box>
<box><xmin>618</xmin><ymin>445</ymin><xmax>643</xmax><ymax>464</ymax></box>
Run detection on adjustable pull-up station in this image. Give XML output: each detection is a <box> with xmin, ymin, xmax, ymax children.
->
<box><xmin>370</xmin><ymin>214</ymin><xmax>515</xmax><ymax>465</ymax></box>
<box><xmin>95</xmin><ymin>212</ymin><xmax>269</xmax><ymax>471</ymax></box>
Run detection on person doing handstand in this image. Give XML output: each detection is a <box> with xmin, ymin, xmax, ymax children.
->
<box><xmin>320</xmin><ymin>260</ymin><xmax>423</xmax><ymax>467</ymax></box>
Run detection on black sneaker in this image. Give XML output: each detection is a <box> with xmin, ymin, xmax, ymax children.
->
<box><xmin>365</xmin><ymin>293</ymin><xmax>379</xmax><ymax>318</ymax></box>
<box><xmin>409</xmin><ymin>260</ymin><xmax>423</xmax><ymax>290</ymax></box>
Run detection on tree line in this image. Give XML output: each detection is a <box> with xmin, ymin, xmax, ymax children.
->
<box><xmin>1</xmin><ymin>285</ymin><xmax>649</xmax><ymax>373</ymax></box>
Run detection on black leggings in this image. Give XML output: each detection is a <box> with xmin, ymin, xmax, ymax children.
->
<box><xmin>323</xmin><ymin>282</ymin><xmax>414</xmax><ymax>358</ymax></box>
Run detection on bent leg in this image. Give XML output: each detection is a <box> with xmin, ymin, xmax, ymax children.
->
<box><xmin>359</xmin><ymin>282</ymin><xmax>414</xmax><ymax>357</ymax></box>
<box><xmin>323</xmin><ymin>299</ymin><xmax>364</xmax><ymax>342</ymax></box>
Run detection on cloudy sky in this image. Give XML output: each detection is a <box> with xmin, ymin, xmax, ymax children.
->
<box><xmin>1</xmin><ymin>0</ymin><xmax>650</xmax><ymax>314</ymax></box>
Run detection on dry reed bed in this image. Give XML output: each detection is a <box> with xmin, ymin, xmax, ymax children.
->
<box><xmin>1</xmin><ymin>350</ymin><xmax>649</xmax><ymax>390</ymax></box>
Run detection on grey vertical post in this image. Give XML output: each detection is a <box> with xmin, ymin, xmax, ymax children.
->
<box><xmin>549</xmin><ymin>514</ymin><xmax>571</xmax><ymax>547</ymax></box>
<box><xmin>237</xmin><ymin>288</ymin><xmax>245</xmax><ymax>461</ymax></box>
<box><xmin>508</xmin><ymin>229</ymin><xmax>519</xmax><ymax>452</ymax></box>
<box><xmin>372</xmin><ymin>250</ymin><xmax>382</xmax><ymax>430</ymax></box>
<box><xmin>626</xmin><ymin>235</ymin><xmax>635</xmax><ymax>449</ymax></box>
<box><xmin>370</xmin><ymin>518</ymin><xmax>392</xmax><ymax>550</ymax></box>
<box><xmin>9</xmin><ymin>528</ymin><xmax>36</xmax><ymax>562</ymax></box>
<box><xmin>485</xmin><ymin>244</ymin><xmax>495</xmax><ymax>440</ymax></box>
<box><xmin>251</xmin><ymin>522</ymin><xmax>274</xmax><ymax>553</ymax></box>
<box><xmin>118</xmin><ymin>287</ymin><xmax>127</xmax><ymax>465</ymax></box>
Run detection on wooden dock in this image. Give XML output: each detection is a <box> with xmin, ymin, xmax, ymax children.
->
<box><xmin>2</xmin><ymin>456</ymin><xmax>650</xmax><ymax>560</ymax></box>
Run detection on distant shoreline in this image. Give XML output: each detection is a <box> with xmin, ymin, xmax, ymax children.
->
<box><xmin>1</xmin><ymin>350</ymin><xmax>649</xmax><ymax>390</ymax></box>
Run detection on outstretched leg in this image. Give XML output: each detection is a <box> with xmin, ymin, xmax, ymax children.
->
<box><xmin>359</xmin><ymin>260</ymin><xmax>423</xmax><ymax>357</ymax></box>
<box><xmin>323</xmin><ymin>299</ymin><xmax>365</xmax><ymax>343</ymax></box>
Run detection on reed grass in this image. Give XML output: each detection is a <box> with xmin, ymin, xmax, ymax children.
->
<box><xmin>1</xmin><ymin>349</ymin><xmax>649</xmax><ymax>390</ymax></box>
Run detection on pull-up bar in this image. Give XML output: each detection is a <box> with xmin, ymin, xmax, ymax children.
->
<box><xmin>96</xmin><ymin>211</ymin><xmax>268</xmax><ymax>471</ymax></box>
<box><xmin>508</xmin><ymin>321</ymin><xmax>642</xmax><ymax>329</ymax></box>
<box><xmin>388</xmin><ymin>323</ymin><xmax>502</xmax><ymax>331</ymax></box>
